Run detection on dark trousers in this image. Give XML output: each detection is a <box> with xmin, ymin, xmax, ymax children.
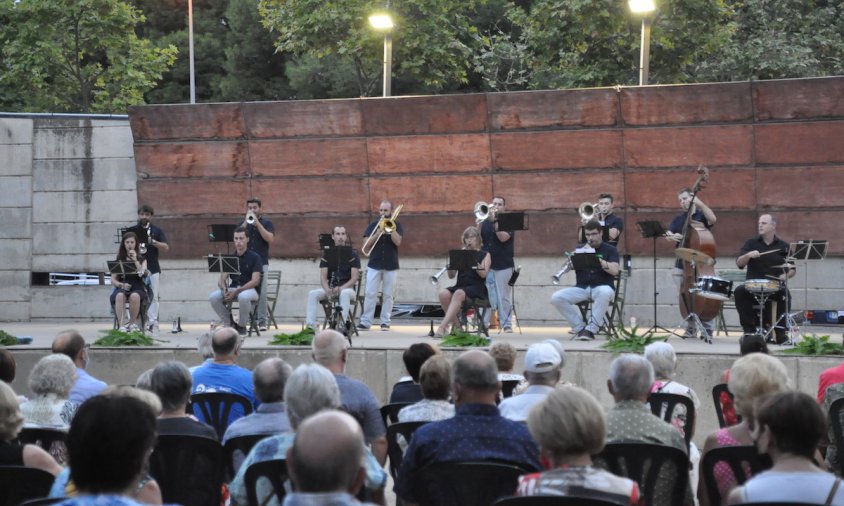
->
<box><xmin>734</xmin><ymin>284</ymin><xmax>790</xmax><ymax>334</ymax></box>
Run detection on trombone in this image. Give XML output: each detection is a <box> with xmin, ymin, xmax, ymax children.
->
<box><xmin>474</xmin><ymin>201</ymin><xmax>491</xmax><ymax>224</ymax></box>
<box><xmin>362</xmin><ymin>204</ymin><xmax>403</xmax><ymax>257</ymax></box>
<box><xmin>430</xmin><ymin>266</ymin><xmax>448</xmax><ymax>285</ymax></box>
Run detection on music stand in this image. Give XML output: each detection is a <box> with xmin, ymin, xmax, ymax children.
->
<box><xmin>322</xmin><ymin>245</ymin><xmax>354</xmax><ymax>344</ymax></box>
<box><xmin>496</xmin><ymin>212</ymin><xmax>528</xmax><ymax>231</ymax></box>
<box><xmin>208</xmin><ymin>224</ymin><xmax>236</xmax><ymax>243</ymax></box>
<box><xmin>636</xmin><ymin>220</ymin><xmax>673</xmax><ymax>337</ymax></box>
<box><xmin>207</xmin><ymin>254</ymin><xmax>240</xmax><ymax>276</ymax></box>
<box><xmin>569</xmin><ymin>253</ymin><xmax>602</xmax><ymax>271</ymax></box>
<box><xmin>790</xmin><ymin>240</ymin><xmax>828</xmax><ymax>313</ymax></box>
<box><xmin>107</xmin><ymin>261</ymin><xmax>138</xmax><ymax>277</ymax></box>
<box><xmin>448</xmin><ymin>249</ymin><xmax>479</xmax><ymax>270</ymax></box>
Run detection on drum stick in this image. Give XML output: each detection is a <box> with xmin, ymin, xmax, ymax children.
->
<box><xmin>757</xmin><ymin>249</ymin><xmax>781</xmax><ymax>257</ymax></box>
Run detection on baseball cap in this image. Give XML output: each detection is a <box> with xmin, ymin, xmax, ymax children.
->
<box><xmin>525</xmin><ymin>342</ymin><xmax>562</xmax><ymax>373</ymax></box>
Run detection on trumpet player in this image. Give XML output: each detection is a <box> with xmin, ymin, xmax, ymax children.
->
<box><xmin>550</xmin><ymin>220</ymin><xmax>619</xmax><ymax>340</ymax></box>
<box><xmin>359</xmin><ymin>200</ymin><xmax>403</xmax><ymax>331</ymax></box>
<box><xmin>125</xmin><ymin>204</ymin><xmax>168</xmax><ymax>334</ymax></box>
<box><xmin>577</xmin><ymin>193</ymin><xmax>623</xmax><ymax>247</ymax></box>
<box><xmin>480</xmin><ymin>196</ymin><xmax>516</xmax><ymax>332</ymax></box>
<box><xmin>434</xmin><ymin>226</ymin><xmax>491</xmax><ymax>339</ymax></box>
<box><xmin>238</xmin><ymin>197</ymin><xmax>275</xmax><ymax>331</ymax></box>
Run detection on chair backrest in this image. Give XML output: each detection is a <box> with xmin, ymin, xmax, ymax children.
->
<box><xmin>244</xmin><ymin>458</ymin><xmax>288</xmax><ymax>506</ymax></box>
<box><xmin>501</xmin><ymin>380</ymin><xmax>521</xmax><ymax>399</ymax></box>
<box><xmin>495</xmin><ymin>496</ymin><xmax>622</xmax><ymax>506</ymax></box>
<box><xmin>386</xmin><ymin>421</ymin><xmax>428</xmax><ymax>479</ymax></box>
<box><xmin>223</xmin><ymin>434</ymin><xmax>268</xmax><ymax>482</ymax></box>
<box><xmin>700</xmin><ymin>445</ymin><xmax>772</xmax><ymax>506</ymax></box>
<box><xmin>380</xmin><ymin>402</ymin><xmax>413</xmax><ymax>428</ymax></box>
<box><xmin>17</xmin><ymin>427</ymin><xmax>68</xmax><ymax>465</ymax></box>
<box><xmin>646</xmin><ymin>392</ymin><xmax>696</xmax><ymax>448</ymax></box>
<box><xmin>265</xmin><ymin>270</ymin><xmax>281</xmax><ymax>301</ymax></box>
<box><xmin>189</xmin><ymin>392</ymin><xmax>254</xmax><ymax>440</ymax></box>
<box><xmin>594</xmin><ymin>442</ymin><xmax>689</xmax><ymax>506</ymax></box>
<box><xmin>18</xmin><ymin>498</ymin><xmax>68</xmax><ymax>506</ymax></box>
<box><xmin>149</xmin><ymin>434</ymin><xmax>223</xmax><ymax>506</ymax></box>
<box><xmin>829</xmin><ymin>397</ymin><xmax>844</xmax><ymax>476</ymax></box>
<box><xmin>712</xmin><ymin>383</ymin><xmax>741</xmax><ymax>428</ymax></box>
<box><xmin>411</xmin><ymin>461</ymin><xmax>534</xmax><ymax>506</ymax></box>
<box><xmin>0</xmin><ymin>465</ymin><xmax>56</xmax><ymax>505</ymax></box>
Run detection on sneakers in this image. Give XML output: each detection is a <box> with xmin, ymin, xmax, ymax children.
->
<box><xmin>234</xmin><ymin>323</ymin><xmax>247</xmax><ymax>336</ymax></box>
<box><xmin>258</xmin><ymin>322</ymin><xmax>268</xmax><ymax>332</ymax></box>
<box><xmin>503</xmin><ymin>326</ymin><xmax>513</xmax><ymax>333</ymax></box>
<box><xmin>118</xmin><ymin>325</ymin><xmax>128</xmax><ymax>332</ymax></box>
<box><xmin>357</xmin><ymin>323</ymin><xmax>371</xmax><ymax>331</ymax></box>
<box><xmin>127</xmin><ymin>323</ymin><xmax>140</xmax><ymax>332</ymax></box>
<box><xmin>575</xmin><ymin>329</ymin><xmax>595</xmax><ymax>341</ymax></box>
<box><xmin>380</xmin><ymin>323</ymin><xmax>390</xmax><ymax>331</ymax></box>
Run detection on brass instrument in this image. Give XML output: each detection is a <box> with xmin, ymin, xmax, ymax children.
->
<box><xmin>430</xmin><ymin>266</ymin><xmax>448</xmax><ymax>285</ymax></box>
<box><xmin>139</xmin><ymin>224</ymin><xmax>151</xmax><ymax>255</ymax></box>
<box><xmin>474</xmin><ymin>201</ymin><xmax>491</xmax><ymax>224</ymax></box>
<box><xmin>246</xmin><ymin>212</ymin><xmax>256</xmax><ymax>225</ymax></box>
<box><xmin>551</xmin><ymin>253</ymin><xmax>574</xmax><ymax>285</ymax></box>
<box><xmin>579</xmin><ymin>202</ymin><xmax>599</xmax><ymax>222</ymax></box>
<box><xmin>362</xmin><ymin>204</ymin><xmax>403</xmax><ymax>257</ymax></box>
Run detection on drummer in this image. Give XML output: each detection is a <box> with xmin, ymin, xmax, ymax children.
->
<box><xmin>665</xmin><ymin>187</ymin><xmax>718</xmax><ymax>338</ymax></box>
<box><xmin>734</xmin><ymin>214</ymin><xmax>795</xmax><ymax>344</ymax></box>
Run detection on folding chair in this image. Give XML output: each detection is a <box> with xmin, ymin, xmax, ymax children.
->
<box><xmin>646</xmin><ymin>392</ymin><xmax>696</xmax><ymax>449</ymax></box>
<box><xmin>264</xmin><ymin>270</ymin><xmax>282</xmax><ymax>330</ymax></box>
<box><xmin>712</xmin><ymin>383</ymin><xmax>740</xmax><ymax>428</ymax></box>
<box><xmin>244</xmin><ymin>458</ymin><xmax>288</xmax><ymax>506</ymax></box>
<box><xmin>594</xmin><ymin>442</ymin><xmax>689</xmax><ymax>506</ymax></box>
<box><xmin>699</xmin><ymin>445</ymin><xmax>771</xmax><ymax>506</ymax></box>
<box><xmin>411</xmin><ymin>461</ymin><xmax>535</xmax><ymax>506</ymax></box>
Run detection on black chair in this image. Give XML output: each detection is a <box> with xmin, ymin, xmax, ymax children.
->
<box><xmin>189</xmin><ymin>392</ymin><xmax>254</xmax><ymax>440</ymax></box>
<box><xmin>17</xmin><ymin>427</ymin><xmax>68</xmax><ymax>465</ymax></box>
<box><xmin>712</xmin><ymin>383</ymin><xmax>741</xmax><ymax>428</ymax></box>
<box><xmin>646</xmin><ymin>392</ymin><xmax>696</xmax><ymax>448</ymax></box>
<box><xmin>380</xmin><ymin>402</ymin><xmax>413</xmax><ymax>428</ymax></box>
<box><xmin>0</xmin><ymin>465</ymin><xmax>56</xmax><ymax>506</ymax></box>
<box><xmin>700</xmin><ymin>445</ymin><xmax>772</xmax><ymax>506</ymax></box>
<box><xmin>593</xmin><ymin>442</ymin><xmax>689</xmax><ymax>506</ymax></box>
<box><xmin>459</xmin><ymin>297</ymin><xmax>491</xmax><ymax>337</ymax></box>
<box><xmin>244</xmin><ymin>458</ymin><xmax>288</xmax><ymax>506</ymax></box>
<box><xmin>223</xmin><ymin>434</ymin><xmax>267</xmax><ymax>482</ymax></box>
<box><xmin>501</xmin><ymin>380</ymin><xmax>521</xmax><ymax>399</ymax></box>
<box><xmin>829</xmin><ymin>397</ymin><xmax>844</xmax><ymax>476</ymax></box>
<box><xmin>149</xmin><ymin>434</ymin><xmax>223</xmax><ymax>506</ymax></box>
<box><xmin>411</xmin><ymin>460</ymin><xmax>534</xmax><ymax>506</ymax></box>
<box><xmin>386</xmin><ymin>421</ymin><xmax>428</xmax><ymax>479</ymax></box>
<box><xmin>495</xmin><ymin>496</ymin><xmax>622</xmax><ymax>505</ymax></box>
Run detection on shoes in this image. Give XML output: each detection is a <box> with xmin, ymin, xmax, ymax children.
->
<box><xmin>357</xmin><ymin>323</ymin><xmax>371</xmax><ymax>331</ymax></box>
<box><xmin>128</xmin><ymin>323</ymin><xmax>140</xmax><ymax>332</ymax></box>
<box><xmin>380</xmin><ymin>323</ymin><xmax>390</xmax><ymax>331</ymax></box>
<box><xmin>118</xmin><ymin>325</ymin><xmax>128</xmax><ymax>332</ymax></box>
<box><xmin>234</xmin><ymin>323</ymin><xmax>247</xmax><ymax>336</ymax></box>
<box><xmin>259</xmin><ymin>323</ymin><xmax>268</xmax><ymax>332</ymax></box>
<box><xmin>147</xmin><ymin>321</ymin><xmax>159</xmax><ymax>335</ymax></box>
<box><xmin>575</xmin><ymin>329</ymin><xmax>595</xmax><ymax>341</ymax></box>
<box><xmin>568</xmin><ymin>328</ymin><xmax>579</xmax><ymax>335</ymax></box>
<box><xmin>503</xmin><ymin>326</ymin><xmax>513</xmax><ymax>333</ymax></box>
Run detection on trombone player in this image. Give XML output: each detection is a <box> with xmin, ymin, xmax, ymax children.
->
<box><xmin>358</xmin><ymin>200</ymin><xmax>403</xmax><ymax>331</ymax></box>
<box><xmin>577</xmin><ymin>193</ymin><xmax>623</xmax><ymax>247</ymax></box>
<box><xmin>237</xmin><ymin>197</ymin><xmax>274</xmax><ymax>332</ymax></box>
<box><xmin>479</xmin><ymin>196</ymin><xmax>516</xmax><ymax>332</ymax></box>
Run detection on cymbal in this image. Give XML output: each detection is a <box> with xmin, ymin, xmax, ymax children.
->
<box><xmin>675</xmin><ymin>247</ymin><xmax>714</xmax><ymax>265</ymax></box>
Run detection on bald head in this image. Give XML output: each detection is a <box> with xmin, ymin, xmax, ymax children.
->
<box><xmin>452</xmin><ymin>350</ymin><xmax>500</xmax><ymax>406</ymax></box>
<box><xmin>311</xmin><ymin>330</ymin><xmax>347</xmax><ymax>372</ymax></box>
<box><xmin>211</xmin><ymin>327</ymin><xmax>240</xmax><ymax>357</ymax></box>
<box><xmin>52</xmin><ymin>330</ymin><xmax>87</xmax><ymax>367</ymax></box>
<box><xmin>287</xmin><ymin>410</ymin><xmax>365</xmax><ymax>494</ymax></box>
<box><xmin>253</xmin><ymin>357</ymin><xmax>292</xmax><ymax>403</ymax></box>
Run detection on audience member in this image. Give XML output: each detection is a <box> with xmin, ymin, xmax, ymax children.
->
<box><xmin>517</xmin><ymin>386</ymin><xmax>639</xmax><ymax>505</ymax></box>
<box><xmin>190</xmin><ymin>331</ymin><xmax>215</xmax><ymax>373</ymax></box>
<box><xmin>135</xmin><ymin>368</ymin><xmax>153</xmax><ymax>391</ymax></box>
<box><xmin>818</xmin><ymin>358</ymin><xmax>844</xmax><ymax>405</ymax></box>
<box><xmin>398</xmin><ymin>355</ymin><xmax>454</xmax><ymax>423</ymax></box>
<box><xmin>645</xmin><ymin>342</ymin><xmax>700</xmax><ymax>442</ymax></box>
<box><xmin>223</xmin><ymin>357</ymin><xmax>292</xmax><ymax>444</ymax></box>
<box><xmin>698</xmin><ymin>353</ymin><xmax>790</xmax><ymax>506</ymax></box>
<box><xmin>0</xmin><ymin>348</ymin><xmax>16</xmax><ymax>384</ymax></box>
<box><xmin>395</xmin><ymin>349</ymin><xmax>541</xmax><ymax>503</ymax></box>
<box><xmin>489</xmin><ymin>342</ymin><xmax>525</xmax><ymax>383</ymax></box>
<box><xmin>718</xmin><ymin>333</ymin><xmax>769</xmax><ymax>427</ymax></box>
<box><xmin>727</xmin><ymin>391</ymin><xmax>843</xmax><ymax>504</ymax></box>
<box><xmin>284</xmin><ymin>410</ymin><xmax>376</xmax><ymax>506</ymax></box>
<box><xmin>191</xmin><ymin>326</ymin><xmax>257</xmax><ymax>425</ymax></box>
<box><xmin>52</xmin><ymin>330</ymin><xmax>107</xmax><ymax>404</ymax></box>
<box><xmin>499</xmin><ymin>342</ymin><xmax>562</xmax><ymax>422</ymax></box>
<box><xmin>0</xmin><ymin>381</ymin><xmax>61</xmax><ymax>475</ymax></box>
<box><xmin>229</xmin><ymin>363</ymin><xmax>387</xmax><ymax>506</ymax></box>
<box><xmin>20</xmin><ymin>354</ymin><xmax>78</xmax><ymax>429</ymax></box>
<box><xmin>150</xmin><ymin>360</ymin><xmax>217</xmax><ymax>440</ymax></box>
<box><xmin>312</xmin><ymin>330</ymin><xmax>387</xmax><ymax>466</ymax></box>
<box><xmin>389</xmin><ymin>343</ymin><xmax>438</xmax><ymax>403</ymax></box>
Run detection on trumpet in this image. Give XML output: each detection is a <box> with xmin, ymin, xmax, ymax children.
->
<box><xmin>139</xmin><ymin>224</ymin><xmax>151</xmax><ymax>255</ymax></box>
<box><xmin>474</xmin><ymin>201</ymin><xmax>491</xmax><ymax>224</ymax></box>
<box><xmin>362</xmin><ymin>204</ymin><xmax>403</xmax><ymax>257</ymax></box>
<box><xmin>579</xmin><ymin>202</ymin><xmax>599</xmax><ymax>222</ymax></box>
<box><xmin>551</xmin><ymin>254</ymin><xmax>573</xmax><ymax>285</ymax></box>
<box><xmin>430</xmin><ymin>266</ymin><xmax>448</xmax><ymax>285</ymax></box>
<box><xmin>246</xmin><ymin>212</ymin><xmax>256</xmax><ymax>225</ymax></box>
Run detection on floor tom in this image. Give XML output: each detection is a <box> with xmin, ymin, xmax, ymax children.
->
<box><xmin>696</xmin><ymin>276</ymin><xmax>733</xmax><ymax>301</ymax></box>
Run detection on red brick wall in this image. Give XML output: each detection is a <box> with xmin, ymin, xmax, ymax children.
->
<box><xmin>128</xmin><ymin>76</ymin><xmax>844</xmax><ymax>259</ymax></box>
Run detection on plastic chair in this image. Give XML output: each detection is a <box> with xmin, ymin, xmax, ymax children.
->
<box><xmin>265</xmin><ymin>270</ymin><xmax>282</xmax><ymax>330</ymax></box>
<box><xmin>495</xmin><ymin>496</ymin><xmax>622</xmax><ymax>505</ymax></box>
<box><xmin>17</xmin><ymin>427</ymin><xmax>68</xmax><ymax>465</ymax></box>
<box><xmin>386</xmin><ymin>421</ymin><xmax>428</xmax><ymax>480</ymax></box>
<box><xmin>244</xmin><ymin>458</ymin><xmax>288</xmax><ymax>506</ymax></box>
<box><xmin>0</xmin><ymin>465</ymin><xmax>58</xmax><ymax>505</ymax></box>
<box><xmin>501</xmin><ymin>379</ymin><xmax>521</xmax><ymax>399</ymax></box>
<box><xmin>646</xmin><ymin>392</ymin><xmax>696</xmax><ymax>449</ymax></box>
<box><xmin>149</xmin><ymin>434</ymin><xmax>223</xmax><ymax>506</ymax></box>
<box><xmin>830</xmin><ymin>397</ymin><xmax>844</xmax><ymax>476</ymax></box>
<box><xmin>380</xmin><ymin>402</ymin><xmax>413</xmax><ymax>428</ymax></box>
<box><xmin>223</xmin><ymin>434</ymin><xmax>267</xmax><ymax>481</ymax></box>
<box><xmin>593</xmin><ymin>442</ymin><xmax>689</xmax><ymax>506</ymax></box>
<box><xmin>700</xmin><ymin>445</ymin><xmax>771</xmax><ymax>506</ymax></box>
<box><xmin>410</xmin><ymin>460</ymin><xmax>535</xmax><ymax>506</ymax></box>
<box><xmin>712</xmin><ymin>383</ymin><xmax>741</xmax><ymax>428</ymax></box>
<box><xmin>189</xmin><ymin>392</ymin><xmax>254</xmax><ymax>440</ymax></box>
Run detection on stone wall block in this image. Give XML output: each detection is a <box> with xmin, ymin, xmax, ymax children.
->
<box><xmin>366</xmin><ymin>134</ymin><xmax>492</xmax><ymax>174</ymax></box>
<box><xmin>487</xmin><ymin>88</ymin><xmax>619</xmax><ymax>131</ymax></box>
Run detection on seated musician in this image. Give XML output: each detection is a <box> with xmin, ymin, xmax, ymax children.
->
<box><xmin>434</xmin><ymin>226</ymin><xmax>491</xmax><ymax>339</ymax></box>
<box><xmin>734</xmin><ymin>214</ymin><xmax>795</xmax><ymax>344</ymax></box>
<box><xmin>209</xmin><ymin>226</ymin><xmax>262</xmax><ymax>336</ymax></box>
<box><xmin>577</xmin><ymin>193</ymin><xmax>624</xmax><ymax>247</ymax></box>
<box><xmin>304</xmin><ymin>226</ymin><xmax>361</xmax><ymax>333</ymax></box>
<box><xmin>551</xmin><ymin>220</ymin><xmax>619</xmax><ymax>341</ymax></box>
<box><xmin>110</xmin><ymin>231</ymin><xmax>148</xmax><ymax>332</ymax></box>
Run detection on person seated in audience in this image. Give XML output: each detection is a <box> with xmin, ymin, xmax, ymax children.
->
<box><xmin>727</xmin><ymin>391</ymin><xmax>843</xmax><ymax>504</ymax></box>
<box><xmin>0</xmin><ymin>349</ymin><xmax>26</xmax><ymax>403</ymax></box>
<box><xmin>0</xmin><ymin>381</ymin><xmax>61</xmax><ymax>475</ymax></box>
<box><xmin>489</xmin><ymin>342</ymin><xmax>527</xmax><ymax>394</ymax></box>
<box><xmin>718</xmin><ymin>333</ymin><xmax>769</xmax><ymax>428</ymax></box>
<box><xmin>150</xmin><ymin>360</ymin><xmax>217</xmax><ymax>440</ymax></box>
<box><xmin>394</xmin><ymin>350</ymin><xmax>541</xmax><ymax>504</ymax></box>
<box><xmin>223</xmin><ymin>357</ymin><xmax>292</xmax><ymax>445</ymax></box>
<box><xmin>52</xmin><ymin>330</ymin><xmax>107</xmax><ymax>404</ymax></box>
<box><xmin>517</xmin><ymin>386</ymin><xmax>639</xmax><ymax>505</ymax></box>
<box><xmin>284</xmin><ymin>410</ymin><xmax>374</xmax><ymax>506</ymax></box>
<box><xmin>229</xmin><ymin>363</ymin><xmax>387</xmax><ymax>506</ymax></box>
<box><xmin>398</xmin><ymin>355</ymin><xmax>454</xmax><ymax>423</ymax></box>
<box><xmin>499</xmin><ymin>342</ymin><xmax>562</xmax><ymax>422</ymax></box>
<box><xmin>698</xmin><ymin>353</ymin><xmax>790</xmax><ymax>506</ymax></box>
<box><xmin>20</xmin><ymin>354</ymin><xmax>78</xmax><ymax>430</ymax></box>
<box><xmin>389</xmin><ymin>343</ymin><xmax>439</xmax><ymax>404</ymax></box>
<box><xmin>189</xmin><ymin>331</ymin><xmax>214</xmax><ymax>372</ymax></box>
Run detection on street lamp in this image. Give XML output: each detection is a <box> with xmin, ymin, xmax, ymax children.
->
<box><xmin>629</xmin><ymin>0</ymin><xmax>656</xmax><ymax>86</ymax></box>
<box><xmin>368</xmin><ymin>11</ymin><xmax>394</xmax><ymax>97</ymax></box>
<box><xmin>188</xmin><ymin>0</ymin><xmax>195</xmax><ymax>103</ymax></box>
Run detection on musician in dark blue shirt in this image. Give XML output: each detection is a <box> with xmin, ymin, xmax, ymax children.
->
<box><xmin>305</xmin><ymin>226</ymin><xmax>361</xmax><ymax>332</ymax></box>
<box><xmin>481</xmin><ymin>196</ymin><xmax>516</xmax><ymax>332</ymax></box>
<box><xmin>238</xmin><ymin>198</ymin><xmax>275</xmax><ymax>331</ymax></box>
<box><xmin>209</xmin><ymin>226</ymin><xmax>262</xmax><ymax>336</ymax></box>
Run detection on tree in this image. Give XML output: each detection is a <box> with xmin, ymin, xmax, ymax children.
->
<box><xmin>0</xmin><ymin>0</ymin><xmax>177</xmax><ymax>113</ymax></box>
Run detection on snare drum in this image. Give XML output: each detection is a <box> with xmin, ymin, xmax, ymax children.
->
<box><xmin>696</xmin><ymin>276</ymin><xmax>733</xmax><ymax>301</ymax></box>
<box><xmin>743</xmin><ymin>278</ymin><xmax>782</xmax><ymax>294</ymax></box>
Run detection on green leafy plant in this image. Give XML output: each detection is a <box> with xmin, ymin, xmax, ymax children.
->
<box><xmin>0</xmin><ymin>330</ymin><xmax>18</xmax><ymax>346</ymax></box>
<box><xmin>93</xmin><ymin>329</ymin><xmax>165</xmax><ymax>346</ymax></box>
<box><xmin>439</xmin><ymin>330</ymin><xmax>490</xmax><ymax>347</ymax></box>
<box><xmin>601</xmin><ymin>326</ymin><xmax>668</xmax><ymax>354</ymax></box>
<box><xmin>780</xmin><ymin>334</ymin><xmax>844</xmax><ymax>356</ymax></box>
<box><xmin>270</xmin><ymin>328</ymin><xmax>315</xmax><ymax>346</ymax></box>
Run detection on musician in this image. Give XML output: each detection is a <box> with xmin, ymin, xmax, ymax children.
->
<box><xmin>237</xmin><ymin>198</ymin><xmax>275</xmax><ymax>332</ymax></box>
<box><xmin>305</xmin><ymin>226</ymin><xmax>361</xmax><ymax>333</ymax></box>
<box><xmin>359</xmin><ymin>201</ymin><xmax>403</xmax><ymax>331</ymax></box>
<box><xmin>209</xmin><ymin>226</ymin><xmax>262</xmax><ymax>336</ymax></box>
<box><xmin>550</xmin><ymin>220</ymin><xmax>619</xmax><ymax>341</ymax></box>
<box><xmin>110</xmin><ymin>232</ymin><xmax>148</xmax><ymax>332</ymax></box>
<box><xmin>577</xmin><ymin>193</ymin><xmax>624</xmax><ymax>247</ymax></box>
<box><xmin>481</xmin><ymin>196</ymin><xmax>515</xmax><ymax>333</ymax></box>
<box><xmin>125</xmin><ymin>204</ymin><xmax>169</xmax><ymax>334</ymax></box>
<box><xmin>734</xmin><ymin>214</ymin><xmax>795</xmax><ymax>344</ymax></box>
<box><xmin>434</xmin><ymin>226</ymin><xmax>491</xmax><ymax>339</ymax></box>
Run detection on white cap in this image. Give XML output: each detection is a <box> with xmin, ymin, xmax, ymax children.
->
<box><xmin>524</xmin><ymin>342</ymin><xmax>562</xmax><ymax>373</ymax></box>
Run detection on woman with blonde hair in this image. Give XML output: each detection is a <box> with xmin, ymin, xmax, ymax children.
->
<box><xmin>0</xmin><ymin>381</ymin><xmax>61</xmax><ymax>475</ymax></box>
<box><xmin>434</xmin><ymin>226</ymin><xmax>491</xmax><ymax>338</ymax></box>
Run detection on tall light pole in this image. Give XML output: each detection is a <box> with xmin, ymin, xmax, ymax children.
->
<box><xmin>629</xmin><ymin>0</ymin><xmax>656</xmax><ymax>86</ymax></box>
<box><xmin>368</xmin><ymin>12</ymin><xmax>394</xmax><ymax>97</ymax></box>
<box><xmin>188</xmin><ymin>0</ymin><xmax>196</xmax><ymax>103</ymax></box>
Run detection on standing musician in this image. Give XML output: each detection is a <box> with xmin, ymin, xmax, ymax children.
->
<box><xmin>237</xmin><ymin>198</ymin><xmax>275</xmax><ymax>332</ymax></box>
<box><xmin>664</xmin><ymin>187</ymin><xmax>718</xmax><ymax>338</ymax></box>
<box><xmin>305</xmin><ymin>226</ymin><xmax>361</xmax><ymax>333</ymax></box>
<box><xmin>359</xmin><ymin>200</ymin><xmax>403</xmax><ymax>331</ymax></box>
<box><xmin>209</xmin><ymin>226</ymin><xmax>262</xmax><ymax>336</ymax></box>
<box><xmin>550</xmin><ymin>220</ymin><xmax>620</xmax><ymax>340</ymax></box>
<box><xmin>480</xmin><ymin>196</ymin><xmax>515</xmax><ymax>333</ymax></box>
<box><xmin>577</xmin><ymin>193</ymin><xmax>624</xmax><ymax>247</ymax></box>
<box><xmin>434</xmin><ymin>226</ymin><xmax>491</xmax><ymax>339</ymax></box>
<box><xmin>734</xmin><ymin>214</ymin><xmax>795</xmax><ymax>344</ymax></box>
<box><xmin>110</xmin><ymin>231</ymin><xmax>148</xmax><ymax>332</ymax></box>
<box><xmin>125</xmin><ymin>204</ymin><xmax>169</xmax><ymax>334</ymax></box>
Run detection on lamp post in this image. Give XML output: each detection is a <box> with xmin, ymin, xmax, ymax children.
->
<box><xmin>188</xmin><ymin>0</ymin><xmax>195</xmax><ymax>103</ymax></box>
<box><xmin>368</xmin><ymin>12</ymin><xmax>394</xmax><ymax>97</ymax></box>
<box><xmin>629</xmin><ymin>0</ymin><xmax>656</xmax><ymax>86</ymax></box>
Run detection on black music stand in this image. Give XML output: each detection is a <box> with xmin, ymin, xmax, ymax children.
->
<box><xmin>496</xmin><ymin>212</ymin><xmax>528</xmax><ymax>231</ymax></box>
<box><xmin>208</xmin><ymin>225</ymin><xmax>236</xmax><ymax>243</ymax></box>
<box><xmin>791</xmin><ymin>240</ymin><xmax>827</xmax><ymax>312</ymax></box>
<box><xmin>107</xmin><ymin>261</ymin><xmax>138</xmax><ymax>277</ymax></box>
<box><xmin>322</xmin><ymin>245</ymin><xmax>354</xmax><ymax>344</ymax></box>
<box><xmin>636</xmin><ymin>220</ymin><xmax>673</xmax><ymax>337</ymax></box>
<box><xmin>569</xmin><ymin>252</ymin><xmax>602</xmax><ymax>271</ymax></box>
<box><xmin>448</xmin><ymin>249</ymin><xmax>479</xmax><ymax>270</ymax></box>
<box><xmin>207</xmin><ymin>254</ymin><xmax>240</xmax><ymax>276</ymax></box>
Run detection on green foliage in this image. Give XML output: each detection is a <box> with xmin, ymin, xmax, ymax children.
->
<box><xmin>780</xmin><ymin>334</ymin><xmax>844</xmax><ymax>356</ymax></box>
<box><xmin>269</xmin><ymin>328</ymin><xmax>315</xmax><ymax>346</ymax></box>
<box><xmin>285</xmin><ymin>54</ymin><xmax>363</xmax><ymax>100</ymax></box>
<box><xmin>601</xmin><ymin>326</ymin><xmax>667</xmax><ymax>354</ymax></box>
<box><xmin>439</xmin><ymin>330</ymin><xmax>490</xmax><ymax>347</ymax></box>
<box><xmin>94</xmin><ymin>329</ymin><xmax>165</xmax><ymax>346</ymax></box>
<box><xmin>0</xmin><ymin>330</ymin><xmax>18</xmax><ymax>346</ymax></box>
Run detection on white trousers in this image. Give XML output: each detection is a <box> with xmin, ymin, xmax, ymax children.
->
<box><xmin>146</xmin><ymin>272</ymin><xmax>160</xmax><ymax>323</ymax></box>
<box><xmin>360</xmin><ymin>269</ymin><xmax>398</xmax><ymax>326</ymax></box>
<box><xmin>485</xmin><ymin>268</ymin><xmax>514</xmax><ymax>329</ymax></box>
<box><xmin>306</xmin><ymin>288</ymin><xmax>356</xmax><ymax>327</ymax></box>
<box><xmin>550</xmin><ymin>285</ymin><xmax>614</xmax><ymax>333</ymax></box>
<box><xmin>209</xmin><ymin>288</ymin><xmax>258</xmax><ymax>326</ymax></box>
